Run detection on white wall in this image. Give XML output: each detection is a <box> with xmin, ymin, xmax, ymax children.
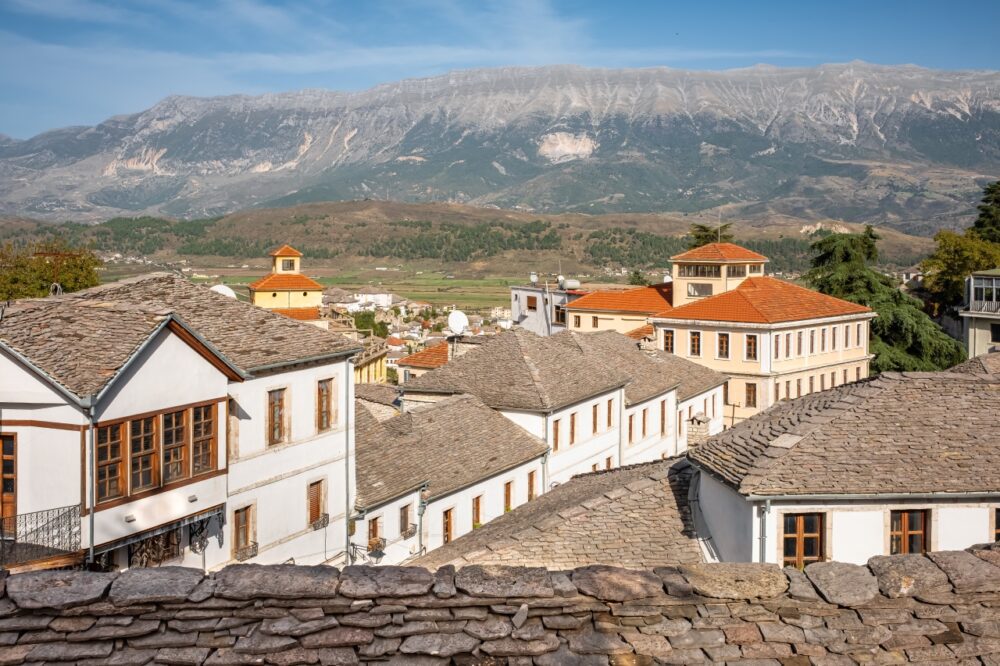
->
<box><xmin>696</xmin><ymin>472</ymin><xmax>755</xmax><ymax>562</ymax></box>
<box><xmin>225</xmin><ymin>358</ymin><xmax>354</xmax><ymax>568</ymax></box>
<box><xmin>542</xmin><ymin>390</ymin><xmax>623</xmax><ymax>485</ymax></box>
<box><xmin>621</xmin><ymin>391</ymin><xmax>677</xmax><ymax>466</ymax></box>
<box><xmin>678</xmin><ymin>384</ymin><xmax>725</xmax><ymax>452</ymax></box>
<box><xmin>352</xmin><ymin>490</ymin><xmax>423</xmax><ymax>565</ymax></box>
<box><xmin>422</xmin><ymin>457</ymin><xmax>544</xmax><ymax>552</ymax></box>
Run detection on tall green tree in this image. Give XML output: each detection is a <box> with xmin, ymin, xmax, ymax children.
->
<box><xmin>920</xmin><ymin>230</ymin><xmax>1000</xmax><ymax>316</ymax></box>
<box><xmin>971</xmin><ymin>180</ymin><xmax>1000</xmax><ymax>244</ymax></box>
<box><xmin>627</xmin><ymin>270</ymin><xmax>649</xmax><ymax>286</ymax></box>
<box><xmin>806</xmin><ymin>226</ymin><xmax>966</xmax><ymax>373</ymax></box>
<box><xmin>687</xmin><ymin>222</ymin><xmax>734</xmax><ymax>249</ymax></box>
<box><xmin>0</xmin><ymin>240</ymin><xmax>102</xmax><ymax>300</ymax></box>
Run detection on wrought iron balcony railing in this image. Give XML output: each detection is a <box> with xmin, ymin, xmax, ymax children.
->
<box><xmin>401</xmin><ymin>523</ymin><xmax>417</xmax><ymax>539</ymax></box>
<box><xmin>0</xmin><ymin>504</ymin><xmax>80</xmax><ymax>569</ymax></box>
<box><xmin>234</xmin><ymin>541</ymin><xmax>258</xmax><ymax>562</ymax></box>
<box><xmin>311</xmin><ymin>513</ymin><xmax>330</xmax><ymax>531</ymax></box>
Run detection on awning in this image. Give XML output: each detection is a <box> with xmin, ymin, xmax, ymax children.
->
<box><xmin>94</xmin><ymin>504</ymin><xmax>224</xmax><ymax>556</ymax></box>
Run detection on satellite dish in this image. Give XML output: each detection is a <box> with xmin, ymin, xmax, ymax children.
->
<box><xmin>210</xmin><ymin>284</ymin><xmax>237</xmax><ymax>299</ymax></box>
<box><xmin>447</xmin><ymin>310</ymin><xmax>469</xmax><ymax>336</ymax></box>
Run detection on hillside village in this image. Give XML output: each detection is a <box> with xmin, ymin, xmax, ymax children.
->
<box><xmin>1</xmin><ymin>234</ymin><xmax>998</xmax><ymax>583</ymax></box>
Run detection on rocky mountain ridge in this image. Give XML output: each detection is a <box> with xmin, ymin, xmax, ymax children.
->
<box><xmin>2</xmin><ymin>62</ymin><xmax>999</xmax><ymax>234</ymax></box>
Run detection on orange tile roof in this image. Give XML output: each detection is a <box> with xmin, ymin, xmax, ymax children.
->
<box><xmin>398</xmin><ymin>340</ymin><xmax>450</xmax><ymax>369</ymax></box>
<box><xmin>625</xmin><ymin>324</ymin><xmax>655</xmax><ymax>340</ymax></box>
<box><xmin>653</xmin><ymin>277</ymin><xmax>872</xmax><ymax>324</ymax></box>
<box><xmin>272</xmin><ymin>307</ymin><xmax>321</xmax><ymax>321</ymax></box>
<box><xmin>566</xmin><ymin>284</ymin><xmax>673</xmax><ymax>314</ymax></box>
<box><xmin>269</xmin><ymin>244</ymin><xmax>303</xmax><ymax>257</ymax></box>
<box><xmin>248</xmin><ymin>273</ymin><xmax>324</xmax><ymax>291</ymax></box>
<box><xmin>671</xmin><ymin>242</ymin><xmax>769</xmax><ymax>262</ymax></box>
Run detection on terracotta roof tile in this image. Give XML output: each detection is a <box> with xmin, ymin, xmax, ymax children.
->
<box><xmin>654</xmin><ymin>276</ymin><xmax>871</xmax><ymax>324</ymax></box>
<box><xmin>271</xmin><ymin>307</ymin><xmax>321</xmax><ymax>321</ymax></box>
<box><xmin>567</xmin><ymin>284</ymin><xmax>673</xmax><ymax>314</ymax></box>
<box><xmin>415</xmin><ymin>458</ymin><xmax>703</xmax><ymax>569</ymax></box>
<box><xmin>625</xmin><ymin>324</ymin><xmax>655</xmax><ymax>340</ymax></box>
<box><xmin>689</xmin><ymin>371</ymin><xmax>1000</xmax><ymax>497</ymax></box>
<box><xmin>269</xmin><ymin>244</ymin><xmax>303</xmax><ymax>257</ymax></box>
<box><xmin>248</xmin><ymin>273</ymin><xmax>324</xmax><ymax>291</ymax></box>
<box><xmin>398</xmin><ymin>340</ymin><xmax>450</xmax><ymax>369</ymax></box>
<box><xmin>671</xmin><ymin>242</ymin><xmax>769</xmax><ymax>262</ymax></box>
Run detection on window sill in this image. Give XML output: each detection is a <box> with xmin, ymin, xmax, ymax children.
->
<box><xmin>87</xmin><ymin>468</ymin><xmax>226</xmax><ymax>515</ymax></box>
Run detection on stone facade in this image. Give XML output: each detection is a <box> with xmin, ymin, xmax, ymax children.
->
<box><xmin>1</xmin><ymin>546</ymin><xmax>1000</xmax><ymax>664</ymax></box>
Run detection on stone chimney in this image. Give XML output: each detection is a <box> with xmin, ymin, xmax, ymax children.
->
<box><xmin>687</xmin><ymin>412</ymin><xmax>711</xmax><ymax>448</ymax></box>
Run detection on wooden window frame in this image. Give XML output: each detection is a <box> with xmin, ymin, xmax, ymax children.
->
<box><xmin>503</xmin><ymin>482</ymin><xmax>513</xmax><ymax>512</ymax></box>
<box><xmin>689</xmin><ymin>331</ymin><xmax>701</xmax><ymax>357</ymax></box>
<box><xmin>471</xmin><ymin>496</ymin><xmax>482</xmax><ymax>527</ymax></box>
<box><xmin>307</xmin><ymin>479</ymin><xmax>325</xmax><ymax>525</ymax></box>
<box><xmin>628</xmin><ymin>414</ymin><xmax>634</xmax><ymax>444</ymax></box>
<box><xmin>785</xmin><ymin>333</ymin><xmax>791</xmax><ymax>358</ymax></box>
<box><xmin>774</xmin><ymin>335</ymin><xmax>780</xmax><ymax>359</ymax></box>
<box><xmin>844</xmin><ymin>324</ymin><xmax>850</xmax><ymax>347</ymax></box>
<box><xmin>663</xmin><ymin>329</ymin><xmax>674</xmax><ymax>354</ymax></box>
<box><xmin>233</xmin><ymin>505</ymin><xmax>254</xmax><ymax>555</ymax></box>
<box><xmin>745</xmin><ymin>383</ymin><xmax>757</xmax><ymax>409</ymax></box>
<box><xmin>809</xmin><ymin>376</ymin><xmax>814</xmax><ymax>394</ymax></box>
<box><xmin>162</xmin><ymin>410</ymin><xmax>188</xmax><ymax>484</ymax></box>
<box><xmin>592</xmin><ymin>404</ymin><xmax>598</xmax><ymax>435</ymax></box>
<box><xmin>191</xmin><ymin>404</ymin><xmax>217</xmax><ymax>476</ymax></box>
<box><xmin>641</xmin><ymin>408</ymin><xmax>648</xmax><ymax>438</ymax></box>
<box><xmin>569</xmin><ymin>413</ymin><xmax>576</xmax><ymax>445</ymax></box>
<box><xmin>831</xmin><ymin>327</ymin><xmax>838</xmax><ymax>351</ymax></box>
<box><xmin>605</xmin><ymin>456</ymin><xmax>612</xmax><ymax>470</ymax></box>
<box><xmin>785</xmin><ymin>380</ymin><xmax>790</xmax><ymax>400</ymax></box>
<box><xmin>368</xmin><ymin>515</ymin><xmax>382</xmax><ymax>543</ymax></box>
<box><xmin>399</xmin><ymin>503</ymin><xmax>412</xmax><ymax>535</ymax></box>
<box><xmin>660</xmin><ymin>400</ymin><xmax>667</xmax><ymax>436</ymax></box>
<box><xmin>129</xmin><ymin>416</ymin><xmax>158</xmax><ymax>493</ymax></box>
<box><xmin>0</xmin><ymin>434</ymin><xmax>14</xmax><ymax>522</ymax></box>
<box><xmin>797</xmin><ymin>331</ymin><xmax>803</xmax><ymax>356</ymax></box>
<box><xmin>607</xmin><ymin>399</ymin><xmax>613</xmax><ymax>429</ymax></box>
<box><xmin>820</xmin><ymin>327</ymin><xmax>826</xmax><ymax>352</ymax></box>
<box><xmin>527</xmin><ymin>471</ymin><xmax>536</xmax><ymax>501</ymax></box>
<box><xmin>782</xmin><ymin>512</ymin><xmax>825</xmax><ymax>569</ymax></box>
<box><xmin>796</xmin><ymin>379</ymin><xmax>802</xmax><ymax>398</ymax></box>
<box><xmin>591</xmin><ymin>316</ymin><xmax>599</xmax><ymax>329</ymax></box>
<box><xmin>745</xmin><ymin>334</ymin><xmax>758</xmax><ymax>361</ymax></box>
<box><xmin>552</xmin><ymin>419</ymin><xmax>560</xmax><ymax>452</ymax></box>
<box><xmin>316</xmin><ymin>379</ymin><xmax>334</xmax><ymax>433</ymax></box>
<box><xmin>553</xmin><ymin>305</ymin><xmax>566</xmax><ymax>325</ymax></box>
<box><xmin>96</xmin><ymin>423</ymin><xmax>125</xmax><ymax>503</ymax></box>
<box><xmin>717</xmin><ymin>332</ymin><xmax>729</xmax><ymax>359</ymax></box>
<box><xmin>573</xmin><ymin>315</ymin><xmax>581</xmax><ymax>328</ymax></box>
<box><xmin>267</xmin><ymin>389</ymin><xmax>286</xmax><ymax>446</ymax></box>
<box><xmin>526</xmin><ymin>296</ymin><xmax>538</xmax><ymax>312</ymax></box>
<box><xmin>890</xmin><ymin>509</ymin><xmax>930</xmax><ymax>555</ymax></box>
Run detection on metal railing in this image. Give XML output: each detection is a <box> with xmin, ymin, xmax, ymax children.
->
<box><xmin>311</xmin><ymin>513</ymin><xmax>330</xmax><ymax>531</ymax></box>
<box><xmin>967</xmin><ymin>300</ymin><xmax>1000</xmax><ymax>313</ymax></box>
<box><xmin>0</xmin><ymin>505</ymin><xmax>80</xmax><ymax>569</ymax></box>
<box><xmin>234</xmin><ymin>541</ymin><xmax>258</xmax><ymax>562</ymax></box>
<box><xmin>401</xmin><ymin>523</ymin><xmax>417</xmax><ymax>540</ymax></box>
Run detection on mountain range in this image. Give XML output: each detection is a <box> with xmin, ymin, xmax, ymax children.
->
<box><xmin>2</xmin><ymin>62</ymin><xmax>999</xmax><ymax>235</ymax></box>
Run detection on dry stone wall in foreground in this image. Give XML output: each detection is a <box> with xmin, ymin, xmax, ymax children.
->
<box><xmin>1</xmin><ymin>547</ymin><xmax>1000</xmax><ymax>664</ymax></box>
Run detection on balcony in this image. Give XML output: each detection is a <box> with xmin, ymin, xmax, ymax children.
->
<box><xmin>966</xmin><ymin>300</ymin><xmax>1000</xmax><ymax>314</ymax></box>
<box><xmin>234</xmin><ymin>541</ymin><xmax>258</xmax><ymax>562</ymax></box>
<box><xmin>0</xmin><ymin>505</ymin><xmax>81</xmax><ymax>571</ymax></box>
<box><xmin>401</xmin><ymin>523</ymin><xmax>417</xmax><ymax>540</ymax></box>
<box><xmin>311</xmin><ymin>513</ymin><xmax>330</xmax><ymax>531</ymax></box>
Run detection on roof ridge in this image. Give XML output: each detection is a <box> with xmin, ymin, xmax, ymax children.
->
<box><xmin>515</xmin><ymin>331</ymin><xmax>553</xmax><ymax>409</ymax></box>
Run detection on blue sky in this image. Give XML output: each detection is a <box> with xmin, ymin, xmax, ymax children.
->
<box><xmin>2</xmin><ymin>0</ymin><xmax>998</xmax><ymax>138</ymax></box>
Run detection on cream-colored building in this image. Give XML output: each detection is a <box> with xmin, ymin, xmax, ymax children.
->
<box><xmin>564</xmin><ymin>284</ymin><xmax>673</xmax><ymax>334</ymax></box>
<box><xmin>960</xmin><ymin>268</ymin><xmax>1000</xmax><ymax>357</ymax></box>
<box><xmin>650</xmin><ymin>243</ymin><xmax>876</xmax><ymax>426</ymax></box>
<box><xmin>249</xmin><ymin>245</ymin><xmax>327</xmax><ymax>328</ymax></box>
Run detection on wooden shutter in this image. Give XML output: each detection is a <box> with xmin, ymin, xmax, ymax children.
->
<box><xmin>308</xmin><ymin>481</ymin><xmax>322</xmax><ymax>524</ymax></box>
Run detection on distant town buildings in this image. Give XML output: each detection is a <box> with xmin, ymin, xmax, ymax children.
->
<box><xmin>509</xmin><ymin>275</ymin><xmax>586</xmax><ymax>336</ymax></box>
<box><xmin>960</xmin><ymin>267</ymin><xmax>1000</xmax><ymax>356</ymax></box>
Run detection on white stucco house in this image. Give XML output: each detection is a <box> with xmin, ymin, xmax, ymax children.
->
<box><xmin>401</xmin><ymin>329</ymin><xmax>726</xmax><ymax>487</ymax></box>
<box><xmin>688</xmin><ymin>369</ymin><xmax>1000</xmax><ymax>567</ymax></box>
<box><xmin>0</xmin><ymin>273</ymin><xmax>364</xmax><ymax>572</ymax></box>
<box><xmin>510</xmin><ymin>281</ymin><xmax>586</xmax><ymax>337</ymax></box>
<box><xmin>353</xmin><ymin>394</ymin><xmax>546</xmax><ymax>564</ymax></box>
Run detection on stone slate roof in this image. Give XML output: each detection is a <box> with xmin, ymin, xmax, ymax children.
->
<box><xmin>406</xmin><ymin>329</ymin><xmax>724</xmax><ymax>410</ymax></box>
<box><xmin>0</xmin><ymin>299</ymin><xmax>172</xmax><ymax>399</ymax></box>
<box><xmin>949</xmin><ymin>351</ymin><xmax>1000</xmax><ymax>375</ymax></box>
<box><xmin>403</xmin><ymin>329</ymin><xmax>632</xmax><ymax>411</ymax></box>
<box><xmin>415</xmin><ymin>458</ymin><xmax>703</xmax><ymax>569</ymax></box>
<box><xmin>70</xmin><ymin>273</ymin><xmax>361</xmax><ymax>373</ymax></box>
<box><xmin>572</xmin><ymin>331</ymin><xmax>726</xmax><ymax>405</ymax></box>
<box><xmin>354</xmin><ymin>394</ymin><xmax>548</xmax><ymax>510</ymax></box>
<box><xmin>689</xmin><ymin>371</ymin><xmax>1000</xmax><ymax>497</ymax></box>
<box><xmin>354</xmin><ymin>383</ymin><xmax>400</xmax><ymax>407</ymax></box>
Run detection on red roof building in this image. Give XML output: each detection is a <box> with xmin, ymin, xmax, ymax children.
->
<box><xmin>671</xmin><ymin>242</ymin><xmax>769</xmax><ymax>263</ymax></box>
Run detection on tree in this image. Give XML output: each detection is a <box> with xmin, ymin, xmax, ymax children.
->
<box><xmin>352</xmin><ymin>310</ymin><xmax>389</xmax><ymax>338</ymax></box>
<box><xmin>971</xmin><ymin>180</ymin><xmax>1000</xmax><ymax>244</ymax></box>
<box><xmin>920</xmin><ymin>230</ymin><xmax>1000</xmax><ymax>316</ymax></box>
<box><xmin>806</xmin><ymin>227</ymin><xmax>966</xmax><ymax>373</ymax></box>
<box><xmin>0</xmin><ymin>240</ymin><xmax>102</xmax><ymax>300</ymax></box>
<box><xmin>628</xmin><ymin>270</ymin><xmax>648</xmax><ymax>286</ymax></box>
<box><xmin>687</xmin><ymin>222</ymin><xmax>734</xmax><ymax>249</ymax></box>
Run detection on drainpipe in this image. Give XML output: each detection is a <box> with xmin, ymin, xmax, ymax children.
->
<box><xmin>417</xmin><ymin>495</ymin><xmax>427</xmax><ymax>557</ymax></box>
<box><xmin>617</xmin><ymin>388</ymin><xmax>626</xmax><ymax>467</ymax></box>
<box><xmin>542</xmin><ymin>416</ymin><xmax>550</xmax><ymax>490</ymax></box>
<box><xmin>757</xmin><ymin>499</ymin><xmax>771</xmax><ymax>563</ymax></box>
<box><xmin>86</xmin><ymin>404</ymin><xmax>96</xmax><ymax>565</ymax></box>
<box><xmin>343</xmin><ymin>359</ymin><xmax>354</xmax><ymax>565</ymax></box>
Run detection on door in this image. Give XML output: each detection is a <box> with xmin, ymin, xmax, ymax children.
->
<box><xmin>0</xmin><ymin>435</ymin><xmax>15</xmax><ymax>537</ymax></box>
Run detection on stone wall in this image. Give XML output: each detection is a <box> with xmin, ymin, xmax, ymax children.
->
<box><xmin>1</xmin><ymin>547</ymin><xmax>1000</xmax><ymax>664</ymax></box>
